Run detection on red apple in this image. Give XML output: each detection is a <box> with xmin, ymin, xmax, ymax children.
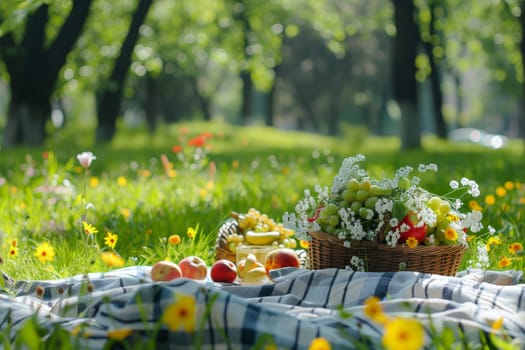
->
<box><xmin>396</xmin><ymin>211</ymin><xmax>427</xmax><ymax>243</ymax></box>
<box><xmin>210</xmin><ymin>259</ymin><xmax>238</xmax><ymax>283</ymax></box>
<box><xmin>151</xmin><ymin>261</ymin><xmax>183</xmax><ymax>282</ymax></box>
<box><xmin>264</xmin><ymin>248</ymin><xmax>300</xmax><ymax>274</ymax></box>
<box><xmin>179</xmin><ymin>256</ymin><xmax>208</xmax><ymax>280</ymax></box>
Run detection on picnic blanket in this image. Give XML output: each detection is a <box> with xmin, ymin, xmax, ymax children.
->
<box><xmin>0</xmin><ymin>267</ymin><xmax>524</xmax><ymax>349</ymax></box>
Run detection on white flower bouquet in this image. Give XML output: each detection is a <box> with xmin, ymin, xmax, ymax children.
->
<box><xmin>284</xmin><ymin>154</ymin><xmax>484</xmax><ymax>274</ymax></box>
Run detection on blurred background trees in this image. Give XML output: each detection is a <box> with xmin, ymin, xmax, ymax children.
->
<box><xmin>0</xmin><ymin>0</ymin><xmax>524</xmax><ymax>150</ymax></box>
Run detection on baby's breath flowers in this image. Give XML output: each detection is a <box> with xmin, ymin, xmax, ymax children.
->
<box><xmin>284</xmin><ymin>154</ymin><xmax>485</xmax><ymax>249</ymax></box>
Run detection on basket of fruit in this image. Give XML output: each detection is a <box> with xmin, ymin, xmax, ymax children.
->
<box><xmin>283</xmin><ymin>154</ymin><xmax>485</xmax><ymax>276</ymax></box>
<box><xmin>215</xmin><ymin>208</ymin><xmax>308</xmax><ymax>267</ymax></box>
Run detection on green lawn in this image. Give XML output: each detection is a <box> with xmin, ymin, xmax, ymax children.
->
<box><xmin>0</xmin><ymin>120</ymin><xmax>524</xmax><ymax>280</ymax></box>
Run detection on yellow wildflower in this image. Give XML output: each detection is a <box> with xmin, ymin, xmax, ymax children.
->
<box><xmin>107</xmin><ymin>327</ymin><xmax>134</xmax><ymax>341</ymax></box>
<box><xmin>104</xmin><ymin>231</ymin><xmax>118</xmax><ymax>249</ymax></box>
<box><xmin>443</xmin><ymin>227</ymin><xmax>458</xmax><ymax>242</ymax></box>
<box><xmin>168</xmin><ymin>234</ymin><xmax>181</xmax><ymax>245</ymax></box>
<box><xmin>162</xmin><ymin>293</ymin><xmax>196</xmax><ymax>332</ymax></box>
<box><xmin>498</xmin><ymin>256</ymin><xmax>512</xmax><ymax>269</ymax></box>
<box><xmin>406</xmin><ymin>236</ymin><xmax>418</xmax><ymax>249</ymax></box>
<box><xmin>89</xmin><ymin>177</ymin><xmax>99</xmax><ymax>188</ymax></box>
<box><xmin>491</xmin><ymin>317</ymin><xmax>504</xmax><ymax>333</ymax></box>
<box><xmin>382</xmin><ymin>317</ymin><xmax>425</xmax><ymax>350</ymax></box>
<box><xmin>117</xmin><ymin>176</ymin><xmax>127</xmax><ymax>187</ymax></box>
<box><xmin>82</xmin><ymin>221</ymin><xmax>98</xmax><ymax>235</ymax></box>
<box><xmin>509</xmin><ymin>242</ymin><xmax>523</xmax><ymax>255</ymax></box>
<box><xmin>120</xmin><ymin>208</ymin><xmax>131</xmax><ymax>218</ymax></box>
<box><xmin>484</xmin><ymin>194</ymin><xmax>496</xmax><ymax>206</ymax></box>
<box><xmin>496</xmin><ymin>187</ymin><xmax>506</xmax><ymax>197</ymax></box>
<box><xmin>364</xmin><ymin>296</ymin><xmax>389</xmax><ymax>324</ymax></box>
<box><xmin>7</xmin><ymin>245</ymin><xmax>18</xmax><ymax>258</ymax></box>
<box><xmin>187</xmin><ymin>227</ymin><xmax>196</xmax><ymax>239</ymax></box>
<box><xmin>486</xmin><ymin>236</ymin><xmax>502</xmax><ymax>252</ymax></box>
<box><xmin>34</xmin><ymin>242</ymin><xmax>56</xmax><ymax>264</ymax></box>
<box><xmin>308</xmin><ymin>337</ymin><xmax>331</xmax><ymax>350</ymax></box>
<box><xmin>504</xmin><ymin>181</ymin><xmax>514</xmax><ymax>190</ymax></box>
<box><xmin>468</xmin><ymin>200</ymin><xmax>482</xmax><ymax>212</ymax></box>
<box><xmin>100</xmin><ymin>252</ymin><xmax>125</xmax><ymax>268</ymax></box>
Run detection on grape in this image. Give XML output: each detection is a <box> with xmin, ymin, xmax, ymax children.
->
<box><xmin>350</xmin><ymin>201</ymin><xmax>362</xmax><ymax>213</ymax></box>
<box><xmin>342</xmin><ymin>189</ymin><xmax>356</xmax><ymax>202</ymax></box>
<box><xmin>369</xmin><ymin>185</ymin><xmax>382</xmax><ymax>196</ymax></box>
<box><xmin>340</xmin><ymin>200</ymin><xmax>350</xmax><ymax>208</ymax></box>
<box><xmin>359</xmin><ymin>207</ymin><xmax>370</xmax><ymax>219</ymax></box>
<box><xmin>347</xmin><ymin>179</ymin><xmax>360</xmax><ymax>192</ymax></box>
<box><xmin>359</xmin><ymin>180</ymin><xmax>372</xmax><ymax>191</ymax></box>
<box><xmin>365</xmin><ymin>196</ymin><xmax>379</xmax><ymax>209</ymax></box>
<box><xmin>427</xmin><ymin>196</ymin><xmax>441</xmax><ymax>211</ymax></box>
<box><xmin>318</xmin><ymin>208</ymin><xmax>330</xmax><ymax>218</ymax></box>
<box><xmin>324</xmin><ymin>203</ymin><xmax>339</xmax><ymax>215</ymax></box>
<box><xmin>328</xmin><ymin>215</ymin><xmax>340</xmax><ymax>227</ymax></box>
<box><xmin>355</xmin><ymin>190</ymin><xmax>369</xmax><ymax>202</ymax></box>
<box><xmin>316</xmin><ymin>216</ymin><xmax>329</xmax><ymax>225</ymax></box>
<box><xmin>325</xmin><ymin>225</ymin><xmax>336</xmax><ymax>234</ymax></box>
<box><xmin>439</xmin><ymin>202</ymin><xmax>451</xmax><ymax>214</ymax></box>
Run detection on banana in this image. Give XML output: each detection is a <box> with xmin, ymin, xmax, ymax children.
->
<box><xmin>244</xmin><ymin>230</ymin><xmax>281</xmax><ymax>245</ymax></box>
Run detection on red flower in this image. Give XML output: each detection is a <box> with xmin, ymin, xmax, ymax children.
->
<box><xmin>172</xmin><ymin>145</ymin><xmax>183</xmax><ymax>153</ymax></box>
<box><xmin>200</xmin><ymin>132</ymin><xmax>213</xmax><ymax>139</ymax></box>
<box><xmin>188</xmin><ymin>136</ymin><xmax>205</xmax><ymax>147</ymax></box>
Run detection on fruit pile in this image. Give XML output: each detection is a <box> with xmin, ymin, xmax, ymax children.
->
<box><xmin>226</xmin><ymin>208</ymin><xmax>297</xmax><ymax>253</ymax></box>
<box><xmin>150</xmin><ymin>247</ymin><xmax>300</xmax><ymax>285</ymax></box>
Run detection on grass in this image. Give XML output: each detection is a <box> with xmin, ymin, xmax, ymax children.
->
<box><xmin>0</xmin><ymin>120</ymin><xmax>524</xmax><ymax>280</ymax></box>
<box><xmin>0</xmin><ymin>120</ymin><xmax>524</xmax><ymax>350</ymax></box>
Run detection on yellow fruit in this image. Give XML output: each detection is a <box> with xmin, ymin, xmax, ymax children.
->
<box><xmin>244</xmin><ymin>231</ymin><xmax>281</xmax><ymax>245</ymax></box>
<box><xmin>242</xmin><ymin>266</ymin><xmax>267</xmax><ymax>284</ymax></box>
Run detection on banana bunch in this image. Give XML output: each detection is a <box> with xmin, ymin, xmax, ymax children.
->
<box><xmin>227</xmin><ymin>208</ymin><xmax>296</xmax><ymax>252</ymax></box>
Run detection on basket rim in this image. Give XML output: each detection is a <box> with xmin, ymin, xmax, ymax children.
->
<box><xmin>308</xmin><ymin>230</ymin><xmax>468</xmax><ymax>253</ymax></box>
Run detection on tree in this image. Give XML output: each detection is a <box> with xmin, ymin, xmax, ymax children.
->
<box><xmin>418</xmin><ymin>0</ymin><xmax>447</xmax><ymax>139</ymax></box>
<box><xmin>95</xmin><ymin>0</ymin><xmax>153</xmax><ymax>143</ymax></box>
<box><xmin>0</xmin><ymin>0</ymin><xmax>92</xmax><ymax>148</ymax></box>
<box><xmin>392</xmin><ymin>0</ymin><xmax>421</xmax><ymax>149</ymax></box>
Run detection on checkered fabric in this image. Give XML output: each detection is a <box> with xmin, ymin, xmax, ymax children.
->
<box><xmin>0</xmin><ymin>267</ymin><xmax>523</xmax><ymax>349</ymax></box>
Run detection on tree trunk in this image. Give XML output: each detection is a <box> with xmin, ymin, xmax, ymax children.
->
<box><xmin>392</xmin><ymin>0</ymin><xmax>420</xmax><ymax>150</ymax></box>
<box><xmin>240</xmin><ymin>71</ymin><xmax>252</xmax><ymax>124</ymax></box>
<box><xmin>520</xmin><ymin>0</ymin><xmax>525</xmax><ymax>139</ymax></box>
<box><xmin>233</xmin><ymin>0</ymin><xmax>253</xmax><ymax>125</ymax></box>
<box><xmin>2</xmin><ymin>97</ymin><xmax>50</xmax><ymax>147</ymax></box>
<box><xmin>96</xmin><ymin>0</ymin><xmax>153</xmax><ymax>143</ymax></box>
<box><xmin>327</xmin><ymin>103</ymin><xmax>340</xmax><ymax>136</ymax></box>
<box><xmin>190</xmin><ymin>77</ymin><xmax>212</xmax><ymax>121</ymax></box>
<box><xmin>264</xmin><ymin>83</ymin><xmax>275</xmax><ymax>127</ymax></box>
<box><xmin>422</xmin><ymin>3</ymin><xmax>447</xmax><ymax>139</ymax></box>
<box><xmin>0</xmin><ymin>0</ymin><xmax>92</xmax><ymax>148</ymax></box>
<box><xmin>144</xmin><ymin>74</ymin><xmax>157</xmax><ymax>134</ymax></box>
<box><xmin>453</xmin><ymin>72</ymin><xmax>464</xmax><ymax>128</ymax></box>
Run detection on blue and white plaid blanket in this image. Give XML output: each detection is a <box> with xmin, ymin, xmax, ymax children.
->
<box><xmin>0</xmin><ymin>267</ymin><xmax>523</xmax><ymax>349</ymax></box>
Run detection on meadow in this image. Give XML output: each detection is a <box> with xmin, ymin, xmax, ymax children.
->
<box><xmin>0</xmin><ymin>120</ymin><xmax>524</xmax><ymax>281</ymax></box>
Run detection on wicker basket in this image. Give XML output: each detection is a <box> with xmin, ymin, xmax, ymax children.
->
<box><xmin>215</xmin><ymin>219</ymin><xmax>239</xmax><ymax>263</ymax></box>
<box><xmin>215</xmin><ymin>219</ymin><xmax>309</xmax><ymax>268</ymax></box>
<box><xmin>308</xmin><ymin>231</ymin><xmax>466</xmax><ymax>276</ymax></box>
